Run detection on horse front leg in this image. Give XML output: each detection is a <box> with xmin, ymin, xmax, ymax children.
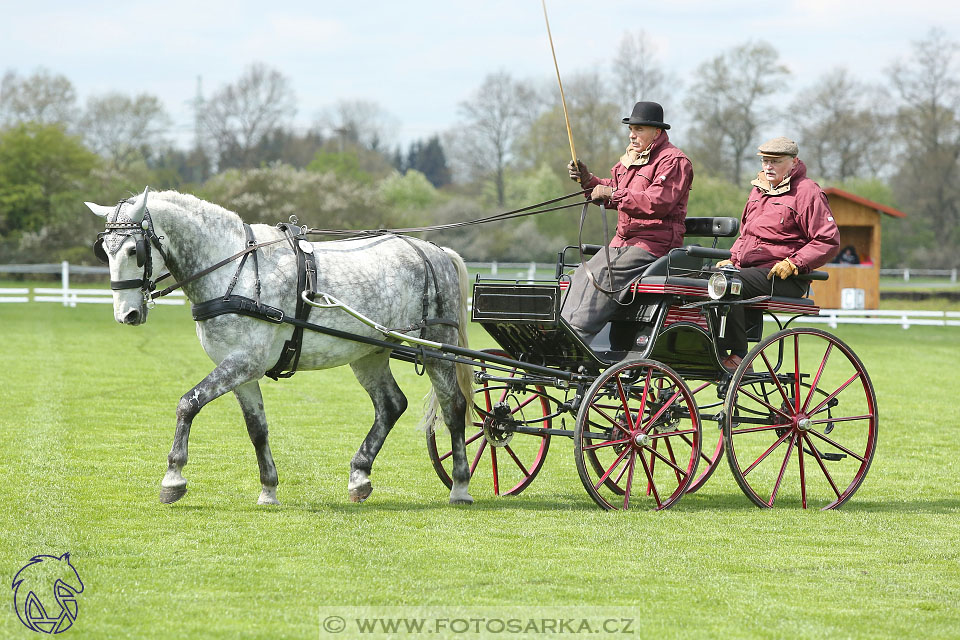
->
<box><xmin>234</xmin><ymin>381</ymin><xmax>279</xmax><ymax>505</ymax></box>
<box><xmin>160</xmin><ymin>354</ymin><xmax>260</xmax><ymax>504</ymax></box>
<box><xmin>348</xmin><ymin>352</ymin><xmax>408</xmax><ymax>503</ymax></box>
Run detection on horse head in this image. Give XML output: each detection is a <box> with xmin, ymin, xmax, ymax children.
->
<box><xmin>86</xmin><ymin>187</ymin><xmax>165</xmax><ymax>325</ymax></box>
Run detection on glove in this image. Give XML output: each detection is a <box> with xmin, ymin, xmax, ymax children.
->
<box><xmin>568</xmin><ymin>159</ymin><xmax>592</xmax><ymax>184</ymax></box>
<box><xmin>767</xmin><ymin>258</ymin><xmax>799</xmax><ymax>280</ymax></box>
<box><xmin>716</xmin><ymin>259</ymin><xmax>733</xmax><ymax>268</ymax></box>
<box><xmin>590</xmin><ymin>185</ymin><xmax>615</xmax><ymax>202</ymax></box>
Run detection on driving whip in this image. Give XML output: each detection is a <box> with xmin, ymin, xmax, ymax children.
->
<box><xmin>541</xmin><ymin>0</ymin><xmax>579</xmax><ymax>180</ymax></box>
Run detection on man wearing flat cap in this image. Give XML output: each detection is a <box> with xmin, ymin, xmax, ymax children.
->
<box><xmin>716</xmin><ymin>136</ymin><xmax>840</xmax><ymax>370</ymax></box>
<box><xmin>563</xmin><ymin>101</ymin><xmax>694</xmax><ymax>341</ymax></box>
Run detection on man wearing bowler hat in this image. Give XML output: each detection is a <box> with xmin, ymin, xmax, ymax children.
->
<box><xmin>563</xmin><ymin>101</ymin><xmax>694</xmax><ymax>342</ymax></box>
<box><xmin>715</xmin><ymin>136</ymin><xmax>839</xmax><ymax>371</ymax></box>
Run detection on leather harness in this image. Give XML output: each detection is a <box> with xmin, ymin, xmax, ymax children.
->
<box><xmin>190</xmin><ymin>227</ymin><xmax>455</xmax><ymax>380</ymax></box>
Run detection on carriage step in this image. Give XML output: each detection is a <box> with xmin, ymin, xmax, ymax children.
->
<box><xmin>803</xmin><ymin>445</ymin><xmax>845</xmax><ymax>462</ymax></box>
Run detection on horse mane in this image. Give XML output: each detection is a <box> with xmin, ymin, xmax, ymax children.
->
<box><xmin>152</xmin><ymin>190</ymin><xmax>243</xmax><ymax>226</ymax></box>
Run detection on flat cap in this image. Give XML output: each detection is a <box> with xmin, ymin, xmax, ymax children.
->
<box><xmin>757</xmin><ymin>136</ymin><xmax>799</xmax><ymax>157</ymax></box>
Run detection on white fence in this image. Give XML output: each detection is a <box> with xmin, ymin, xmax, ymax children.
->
<box><xmin>1</xmin><ymin>286</ymin><xmax>185</xmax><ymax>306</ymax></box>
<box><xmin>880</xmin><ymin>267</ymin><xmax>958</xmax><ymax>283</ymax></box>
<box><xmin>0</xmin><ymin>261</ymin><xmax>185</xmax><ymax>306</ymax></box>
<box><xmin>765</xmin><ymin>309</ymin><xmax>960</xmax><ymax>329</ymax></box>
<box><xmin>2</xmin><ymin>261</ymin><xmax>958</xmax><ymax>327</ymax></box>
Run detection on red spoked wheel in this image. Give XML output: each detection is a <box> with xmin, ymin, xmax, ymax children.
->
<box><xmin>723</xmin><ymin>328</ymin><xmax>878</xmax><ymax>509</ymax></box>
<box><xmin>574</xmin><ymin>359</ymin><xmax>700</xmax><ymax>510</ymax></box>
<box><xmin>684</xmin><ymin>379</ymin><xmax>725</xmax><ymax>494</ymax></box>
<box><xmin>426</xmin><ymin>349</ymin><xmax>551</xmax><ymax>496</ymax></box>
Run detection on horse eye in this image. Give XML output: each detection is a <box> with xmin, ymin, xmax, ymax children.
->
<box><xmin>127</xmin><ymin>246</ymin><xmax>137</xmax><ymax>257</ymax></box>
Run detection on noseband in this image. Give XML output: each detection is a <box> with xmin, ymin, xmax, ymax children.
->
<box><xmin>93</xmin><ymin>201</ymin><xmax>169</xmax><ymax>304</ymax></box>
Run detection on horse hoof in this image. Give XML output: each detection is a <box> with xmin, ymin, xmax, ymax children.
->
<box><xmin>449</xmin><ymin>494</ymin><xmax>474</xmax><ymax>505</ymax></box>
<box><xmin>349</xmin><ymin>482</ymin><xmax>373</xmax><ymax>503</ymax></box>
<box><xmin>258</xmin><ymin>487</ymin><xmax>280</xmax><ymax>505</ymax></box>
<box><xmin>159</xmin><ymin>485</ymin><xmax>187</xmax><ymax>504</ymax></box>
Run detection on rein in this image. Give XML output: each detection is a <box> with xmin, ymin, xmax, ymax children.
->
<box><xmin>97</xmin><ymin>190</ymin><xmax>595</xmax><ymax>305</ymax></box>
<box><xmin>298</xmin><ymin>190</ymin><xmax>590</xmax><ymax>237</ymax></box>
<box><xmin>150</xmin><ymin>236</ymin><xmax>289</xmax><ymax>300</ymax></box>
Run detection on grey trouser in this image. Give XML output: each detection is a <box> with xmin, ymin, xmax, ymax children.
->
<box><xmin>718</xmin><ymin>266</ymin><xmax>808</xmax><ymax>356</ymax></box>
<box><xmin>560</xmin><ymin>245</ymin><xmax>657</xmax><ymax>338</ymax></box>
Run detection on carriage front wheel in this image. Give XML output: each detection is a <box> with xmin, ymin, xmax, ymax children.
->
<box><xmin>426</xmin><ymin>349</ymin><xmax>551</xmax><ymax>497</ymax></box>
<box><xmin>574</xmin><ymin>359</ymin><xmax>701</xmax><ymax>510</ymax></box>
<box><xmin>723</xmin><ymin>328</ymin><xmax>878</xmax><ymax>509</ymax></box>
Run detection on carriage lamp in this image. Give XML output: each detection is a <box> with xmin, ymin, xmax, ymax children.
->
<box><xmin>707</xmin><ymin>267</ymin><xmax>742</xmax><ymax>300</ymax></box>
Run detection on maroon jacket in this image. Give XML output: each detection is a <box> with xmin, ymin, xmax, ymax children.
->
<box><xmin>730</xmin><ymin>160</ymin><xmax>840</xmax><ymax>272</ymax></box>
<box><xmin>583</xmin><ymin>132</ymin><xmax>693</xmax><ymax>257</ymax></box>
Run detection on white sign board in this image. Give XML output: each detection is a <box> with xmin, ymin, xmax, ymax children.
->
<box><xmin>841</xmin><ymin>288</ymin><xmax>865</xmax><ymax>310</ymax></box>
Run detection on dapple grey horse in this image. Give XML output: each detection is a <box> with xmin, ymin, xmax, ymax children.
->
<box><xmin>86</xmin><ymin>188</ymin><xmax>474</xmax><ymax>506</ymax></box>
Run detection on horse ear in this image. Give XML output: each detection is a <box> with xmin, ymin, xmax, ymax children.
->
<box><xmin>85</xmin><ymin>202</ymin><xmax>114</xmax><ymax>218</ymax></box>
<box><xmin>126</xmin><ymin>186</ymin><xmax>151</xmax><ymax>224</ymax></box>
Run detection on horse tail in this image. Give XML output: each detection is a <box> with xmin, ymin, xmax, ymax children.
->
<box><xmin>444</xmin><ymin>246</ymin><xmax>475</xmax><ymax>405</ymax></box>
<box><xmin>419</xmin><ymin>247</ymin><xmax>475</xmax><ymax>433</ymax></box>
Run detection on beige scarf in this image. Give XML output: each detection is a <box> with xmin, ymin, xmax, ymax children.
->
<box><xmin>751</xmin><ymin>171</ymin><xmax>792</xmax><ymax>195</ymax></box>
<box><xmin>620</xmin><ymin>144</ymin><xmax>653</xmax><ymax>168</ymax></box>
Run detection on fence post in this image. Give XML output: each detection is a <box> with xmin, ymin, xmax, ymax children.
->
<box><xmin>904</xmin><ymin>268</ymin><xmax>910</xmax><ymax>282</ymax></box>
<box><xmin>952</xmin><ymin>268</ymin><xmax>957</xmax><ymax>284</ymax></box>
<box><xmin>61</xmin><ymin>261</ymin><xmax>70</xmax><ymax>307</ymax></box>
<box><xmin>527</xmin><ymin>262</ymin><xmax>536</xmax><ymax>281</ymax></box>
<box><xmin>491</xmin><ymin>261</ymin><xmax>498</xmax><ymax>276</ymax></box>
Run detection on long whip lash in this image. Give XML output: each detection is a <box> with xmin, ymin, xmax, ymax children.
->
<box><xmin>541</xmin><ymin>0</ymin><xmax>579</xmax><ymax>178</ymax></box>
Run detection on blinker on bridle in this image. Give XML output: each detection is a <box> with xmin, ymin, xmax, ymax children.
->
<box><xmin>93</xmin><ymin>199</ymin><xmax>168</xmax><ymax>304</ymax></box>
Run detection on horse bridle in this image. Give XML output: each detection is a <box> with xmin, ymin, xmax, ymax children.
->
<box><xmin>93</xmin><ymin>201</ymin><xmax>169</xmax><ymax>304</ymax></box>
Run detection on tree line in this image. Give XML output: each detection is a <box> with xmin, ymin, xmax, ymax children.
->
<box><xmin>0</xmin><ymin>29</ymin><xmax>956</xmax><ymax>267</ymax></box>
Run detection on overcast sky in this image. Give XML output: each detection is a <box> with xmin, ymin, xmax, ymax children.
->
<box><xmin>2</xmin><ymin>1</ymin><xmax>957</xmax><ymax>151</ymax></box>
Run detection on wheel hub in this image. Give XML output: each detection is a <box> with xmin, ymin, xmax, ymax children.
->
<box><xmin>483</xmin><ymin>402</ymin><xmax>515</xmax><ymax>447</ymax></box>
<box><xmin>633</xmin><ymin>431</ymin><xmax>651</xmax><ymax>447</ymax></box>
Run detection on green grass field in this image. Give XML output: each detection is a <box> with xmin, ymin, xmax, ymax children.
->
<box><xmin>2</xmin><ymin>302</ymin><xmax>959</xmax><ymax>639</ymax></box>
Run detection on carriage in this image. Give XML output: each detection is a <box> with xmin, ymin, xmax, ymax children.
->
<box><xmin>427</xmin><ymin>215</ymin><xmax>878</xmax><ymax>511</ymax></box>
<box><xmin>88</xmin><ymin>189</ymin><xmax>877</xmax><ymax>511</ymax></box>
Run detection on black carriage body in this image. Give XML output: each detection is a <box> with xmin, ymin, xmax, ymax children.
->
<box><xmin>472</xmin><ymin>250</ymin><xmax>743</xmax><ymax>377</ymax></box>
<box><xmin>472</xmin><ymin>278</ymin><xmax>721</xmax><ymax>374</ymax></box>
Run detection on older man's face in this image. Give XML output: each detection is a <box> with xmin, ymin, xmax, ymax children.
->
<box><xmin>760</xmin><ymin>155</ymin><xmax>797</xmax><ymax>185</ymax></box>
<box><xmin>628</xmin><ymin>125</ymin><xmax>660</xmax><ymax>152</ymax></box>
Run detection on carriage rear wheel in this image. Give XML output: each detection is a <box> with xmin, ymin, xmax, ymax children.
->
<box><xmin>574</xmin><ymin>359</ymin><xmax>701</xmax><ymax>510</ymax></box>
<box><xmin>723</xmin><ymin>328</ymin><xmax>878</xmax><ymax>509</ymax></box>
<box><xmin>426</xmin><ymin>349</ymin><xmax>551</xmax><ymax>496</ymax></box>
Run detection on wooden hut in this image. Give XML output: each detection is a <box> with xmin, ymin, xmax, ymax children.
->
<box><xmin>807</xmin><ymin>188</ymin><xmax>906</xmax><ymax>309</ymax></box>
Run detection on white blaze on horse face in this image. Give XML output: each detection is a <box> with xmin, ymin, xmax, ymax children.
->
<box><xmin>108</xmin><ymin>234</ymin><xmax>148</xmax><ymax>325</ymax></box>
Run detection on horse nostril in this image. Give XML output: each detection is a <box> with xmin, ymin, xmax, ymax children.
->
<box><xmin>124</xmin><ymin>309</ymin><xmax>140</xmax><ymax>324</ymax></box>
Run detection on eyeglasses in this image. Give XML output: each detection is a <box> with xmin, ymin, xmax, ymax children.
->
<box><xmin>760</xmin><ymin>157</ymin><xmax>791</xmax><ymax>167</ymax></box>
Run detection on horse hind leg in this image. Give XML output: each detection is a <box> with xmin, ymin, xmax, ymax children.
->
<box><xmin>424</xmin><ymin>359</ymin><xmax>473</xmax><ymax>505</ymax></box>
<box><xmin>160</xmin><ymin>353</ymin><xmax>261</xmax><ymax>504</ymax></box>
<box><xmin>234</xmin><ymin>381</ymin><xmax>279</xmax><ymax>505</ymax></box>
<box><xmin>348</xmin><ymin>351</ymin><xmax>408</xmax><ymax>503</ymax></box>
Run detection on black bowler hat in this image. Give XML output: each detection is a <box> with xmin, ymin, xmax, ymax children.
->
<box><xmin>622</xmin><ymin>101</ymin><xmax>670</xmax><ymax>129</ymax></box>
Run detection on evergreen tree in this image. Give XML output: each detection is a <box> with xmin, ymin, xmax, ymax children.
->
<box><xmin>406</xmin><ymin>136</ymin><xmax>451</xmax><ymax>188</ymax></box>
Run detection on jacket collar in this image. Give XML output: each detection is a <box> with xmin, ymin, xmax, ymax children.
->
<box><xmin>751</xmin><ymin>159</ymin><xmax>807</xmax><ymax>195</ymax></box>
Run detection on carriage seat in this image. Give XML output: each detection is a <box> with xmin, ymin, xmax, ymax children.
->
<box><xmin>556</xmin><ymin>216</ymin><xmax>739</xmax><ymax>287</ymax></box>
<box><xmin>619</xmin><ymin>216</ymin><xmax>740</xmax><ymax>299</ymax></box>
